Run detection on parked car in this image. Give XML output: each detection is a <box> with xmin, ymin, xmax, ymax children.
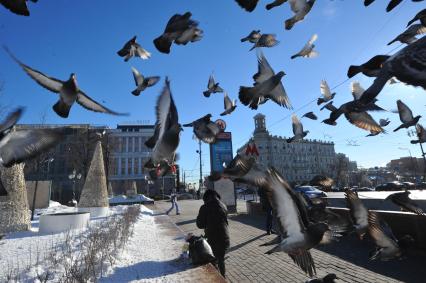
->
<box><xmin>294</xmin><ymin>186</ymin><xmax>328</xmax><ymax>199</ymax></box>
<box><xmin>375</xmin><ymin>181</ymin><xmax>404</xmax><ymax>191</ymax></box>
<box><xmin>402</xmin><ymin>182</ymin><xmax>416</xmax><ymax>190</ymax></box>
<box><xmin>351</xmin><ymin>187</ymin><xmax>374</xmax><ymax>192</ymax></box>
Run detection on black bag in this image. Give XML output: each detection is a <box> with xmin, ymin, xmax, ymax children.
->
<box><xmin>187</xmin><ymin>235</ymin><xmax>216</xmax><ymax>265</ymax></box>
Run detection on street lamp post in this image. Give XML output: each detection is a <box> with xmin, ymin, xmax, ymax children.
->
<box><xmin>196</xmin><ymin>140</ymin><xmax>202</xmax><ymax>193</ymax></box>
<box><xmin>30</xmin><ymin>158</ymin><xmax>54</xmax><ymax>221</ymax></box>
<box><xmin>68</xmin><ymin>169</ymin><xmax>82</xmax><ymax>207</ymax></box>
<box><xmin>398</xmin><ymin>147</ymin><xmax>417</xmax><ymax>184</ymax></box>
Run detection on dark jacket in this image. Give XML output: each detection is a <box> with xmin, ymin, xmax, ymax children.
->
<box><xmin>196</xmin><ymin>197</ymin><xmax>230</xmax><ymax>252</ymax></box>
<box><xmin>258</xmin><ymin>187</ymin><xmax>272</xmax><ymax>211</ymax></box>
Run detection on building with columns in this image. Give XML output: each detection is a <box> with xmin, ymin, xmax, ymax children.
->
<box><xmin>237</xmin><ymin>114</ymin><xmax>338</xmax><ymax>184</ymax></box>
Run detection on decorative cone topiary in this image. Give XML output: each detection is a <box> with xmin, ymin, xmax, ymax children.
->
<box><xmin>79</xmin><ymin>141</ymin><xmax>109</xmax><ymax>208</ymax></box>
<box><xmin>107</xmin><ymin>182</ymin><xmax>113</xmax><ymax>197</ymax></box>
<box><xmin>0</xmin><ymin>163</ymin><xmax>31</xmax><ymax>233</ymax></box>
<box><xmin>126</xmin><ymin>181</ymin><xmax>137</xmax><ymax>197</ymax></box>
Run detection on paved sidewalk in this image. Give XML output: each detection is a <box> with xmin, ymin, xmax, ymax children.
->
<box><xmin>156</xmin><ymin>199</ymin><xmax>426</xmax><ymax>283</ymax></box>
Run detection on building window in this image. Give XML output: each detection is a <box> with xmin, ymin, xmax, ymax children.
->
<box><xmin>135</xmin><ymin>137</ymin><xmax>139</xmax><ymax>152</ymax></box>
<box><xmin>128</xmin><ymin>158</ymin><xmax>132</xmax><ymax>175</ymax></box>
<box><xmin>129</xmin><ymin>137</ymin><xmax>134</xmax><ymax>152</ymax></box>
<box><xmin>121</xmin><ymin>137</ymin><xmax>126</xmax><ymax>153</ymax></box>
<box><xmin>121</xmin><ymin>158</ymin><xmax>125</xmax><ymax>175</ymax></box>
<box><xmin>134</xmin><ymin>158</ymin><xmax>139</xmax><ymax>175</ymax></box>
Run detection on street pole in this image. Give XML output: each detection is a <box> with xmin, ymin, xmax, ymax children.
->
<box><xmin>198</xmin><ymin>140</ymin><xmax>202</xmax><ymax>192</ymax></box>
<box><xmin>419</xmin><ymin>142</ymin><xmax>426</xmax><ymax>181</ymax></box>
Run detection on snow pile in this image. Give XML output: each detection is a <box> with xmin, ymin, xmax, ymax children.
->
<box><xmin>109</xmin><ymin>194</ymin><xmax>153</xmax><ymax>204</ymax></box>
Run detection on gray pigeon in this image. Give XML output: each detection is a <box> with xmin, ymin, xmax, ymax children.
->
<box><xmin>241</xmin><ymin>30</ymin><xmax>261</xmax><ymax>43</ymax></box>
<box><xmin>385</xmin><ymin>191</ymin><xmax>425</xmax><ymax>215</ymax></box>
<box><xmin>407</xmin><ymin>9</ymin><xmax>426</xmax><ymax>27</ymax></box>
<box><xmin>306</xmin><ymin>274</ymin><xmax>338</xmax><ymax>283</ymax></box>
<box><xmin>320</xmin><ymin>101</ymin><xmax>337</xmax><ymax>112</ymax></box>
<box><xmin>153</xmin><ymin>12</ymin><xmax>202</xmax><ymax>54</ymax></box>
<box><xmin>347</xmin><ymin>55</ymin><xmax>390</xmax><ymax>78</ymax></box>
<box><xmin>144</xmin><ymin>78</ymin><xmax>181</xmax><ymax>178</ymax></box>
<box><xmin>0</xmin><ymin>108</ymin><xmax>63</xmax><ymax>167</ymax></box>
<box><xmin>291</xmin><ymin>34</ymin><xmax>319</xmax><ymax>59</ymax></box>
<box><xmin>411</xmin><ymin>124</ymin><xmax>426</xmax><ymax>144</ymax></box>
<box><xmin>387</xmin><ymin>24</ymin><xmax>426</xmax><ymax>45</ymax></box>
<box><xmin>130</xmin><ymin>67</ymin><xmax>160</xmax><ymax>96</ymax></box>
<box><xmin>183</xmin><ymin>114</ymin><xmax>221</xmax><ymax>144</ymax></box>
<box><xmin>287</xmin><ymin>114</ymin><xmax>309</xmax><ymax>143</ymax></box>
<box><xmin>393</xmin><ymin>100</ymin><xmax>421</xmax><ymax>132</ymax></box>
<box><xmin>285</xmin><ymin>0</ymin><xmax>316</xmax><ymax>30</ymax></box>
<box><xmin>302</xmin><ymin>111</ymin><xmax>317</xmax><ymax>120</ymax></box>
<box><xmin>364</xmin><ymin>0</ymin><xmax>422</xmax><ymax>12</ymax></box>
<box><xmin>117</xmin><ymin>36</ymin><xmax>151</xmax><ymax>61</ymax></box>
<box><xmin>345</xmin><ymin>189</ymin><xmax>369</xmax><ymax>239</ymax></box>
<box><xmin>0</xmin><ymin>0</ymin><xmax>37</xmax><ymax>16</ymax></box>
<box><xmin>379</xmin><ymin>118</ymin><xmax>390</xmax><ymax>127</ymax></box>
<box><xmin>239</xmin><ymin>51</ymin><xmax>292</xmax><ymax>110</ymax></box>
<box><xmin>203</xmin><ymin>74</ymin><xmax>224</xmax><ymax>97</ymax></box>
<box><xmin>220</xmin><ymin>92</ymin><xmax>237</xmax><ymax>116</ymax></box>
<box><xmin>359</xmin><ymin>36</ymin><xmax>426</xmax><ymax>102</ymax></box>
<box><xmin>249</xmin><ymin>34</ymin><xmax>279</xmax><ymax>51</ymax></box>
<box><xmin>6</xmin><ymin>48</ymin><xmax>128</xmax><ymax>118</ymax></box>
<box><xmin>234</xmin><ymin>0</ymin><xmax>259</xmax><ymax>12</ymax></box>
<box><xmin>265</xmin><ymin>0</ymin><xmax>286</xmax><ymax>10</ymax></box>
<box><xmin>317</xmin><ymin>80</ymin><xmax>335</xmax><ymax>105</ymax></box>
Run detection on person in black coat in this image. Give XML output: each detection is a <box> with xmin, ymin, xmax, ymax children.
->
<box><xmin>258</xmin><ymin>187</ymin><xmax>275</xmax><ymax>235</ymax></box>
<box><xmin>196</xmin><ymin>189</ymin><xmax>230</xmax><ymax>277</ymax></box>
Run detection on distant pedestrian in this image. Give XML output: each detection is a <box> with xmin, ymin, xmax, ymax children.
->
<box><xmin>196</xmin><ymin>189</ymin><xmax>201</xmax><ymax>200</ymax></box>
<box><xmin>196</xmin><ymin>189</ymin><xmax>230</xmax><ymax>277</ymax></box>
<box><xmin>166</xmin><ymin>190</ymin><xmax>180</xmax><ymax>215</ymax></box>
<box><xmin>258</xmin><ymin>187</ymin><xmax>275</xmax><ymax>235</ymax></box>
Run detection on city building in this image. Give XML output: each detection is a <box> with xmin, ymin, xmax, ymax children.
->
<box><xmin>236</xmin><ymin>114</ymin><xmax>338</xmax><ymax>185</ymax></box>
<box><xmin>387</xmin><ymin>156</ymin><xmax>426</xmax><ymax>181</ymax></box>
<box><xmin>19</xmin><ymin>123</ymin><xmax>178</xmax><ymax>204</ymax></box>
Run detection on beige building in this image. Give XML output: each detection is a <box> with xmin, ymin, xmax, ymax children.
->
<box><xmin>237</xmin><ymin>114</ymin><xmax>337</xmax><ymax>184</ymax></box>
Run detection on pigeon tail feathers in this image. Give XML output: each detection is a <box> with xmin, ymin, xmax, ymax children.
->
<box><xmin>53</xmin><ymin>100</ymin><xmax>71</xmax><ymax>118</ymax></box>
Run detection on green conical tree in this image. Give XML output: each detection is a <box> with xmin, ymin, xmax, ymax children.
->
<box><xmin>0</xmin><ymin>163</ymin><xmax>31</xmax><ymax>233</ymax></box>
<box><xmin>79</xmin><ymin>141</ymin><xmax>109</xmax><ymax>208</ymax></box>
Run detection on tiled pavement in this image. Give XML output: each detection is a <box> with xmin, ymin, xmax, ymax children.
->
<box><xmin>155</xmin><ymin>199</ymin><xmax>426</xmax><ymax>283</ymax></box>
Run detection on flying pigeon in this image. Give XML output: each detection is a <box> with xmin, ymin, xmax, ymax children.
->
<box><xmin>0</xmin><ymin>108</ymin><xmax>63</xmax><ymax>167</ymax></box>
<box><xmin>364</xmin><ymin>0</ymin><xmax>375</xmax><ymax>6</ymax></box>
<box><xmin>407</xmin><ymin>8</ymin><xmax>426</xmax><ymax>27</ymax></box>
<box><xmin>364</xmin><ymin>0</ymin><xmax>423</xmax><ymax>12</ymax></box>
<box><xmin>153</xmin><ymin>12</ymin><xmax>202</xmax><ymax>54</ymax></box>
<box><xmin>234</xmin><ymin>0</ymin><xmax>259</xmax><ymax>12</ymax></box>
<box><xmin>411</xmin><ymin>124</ymin><xmax>426</xmax><ymax>144</ymax></box>
<box><xmin>385</xmin><ymin>191</ymin><xmax>425</xmax><ymax>215</ymax></box>
<box><xmin>347</xmin><ymin>55</ymin><xmax>390</xmax><ymax>78</ymax></box>
<box><xmin>305</xmin><ymin>274</ymin><xmax>338</xmax><ymax>283</ymax></box>
<box><xmin>117</xmin><ymin>36</ymin><xmax>151</xmax><ymax>61</ymax></box>
<box><xmin>368</xmin><ymin>211</ymin><xmax>405</xmax><ymax>261</ymax></box>
<box><xmin>183</xmin><ymin>114</ymin><xmax>221</xmax><ymax>144</ymax></box>
<box><xmin>358</xmin><ymin>36</ymin><xmax>426</xmax><ymax>102</ymax></box>
<box><xmin>239</xmin><ymin>51</ymin><xmax>292</xmax><ymax>110</ymax></box>
<box><xmin>130</xmin><ymin>67</ymin><xmax>160</xmax><ymax>96</ymax></box>
<box><xmin>0</xmin><ymin>0</ymin><xmax>37</xmax><ymax>16</ymax></box>
<box><xmin>310</xmin><ymin>175</ymin><xmax>334</xmax><ymax>187</ymax></box>
<box><xmin>291</xmin><ymin>34</ymin><xmax>319</xmax><ymax>59</ymax></box>
<box><xmin>285</xmin><ymin>0</ymin><xmax>316</xmax><ymax>30</ymax></box>
<box><xmin>265</xmin><ymin>0</ymin><xmax>286</xmax><ymax>10</ymax></box>
<box><xmin>317</xmin><ymin>80</ymin><xmax>335</xmax><ymax>105</ymax></box>
<box><xmin>302</xmin><ymin>111</ymin><xmax>317</xmax><ymax>120</ymax></box>
<box><xmin>263</xmin><ymin>168</ymin><xmax>337</xmax><ymax>277</ymax></box>
<box><xmin>345</xmin><ymin>189</ymin><xmax>369</xmax><ymax>239</ymax></box>
<box><xmin>6</xmin><ymin>48</ymin><xmax>128</xmax><ymax>118</ymax></box>
<box><xmin>249</xmin><ymin>34</ymin><xmax>279</xmax><ymax>51</ymax></box>
<box><xmin>387</xmin><ymin>24</ymin><xmax>426</xmax><ymax>45</ymax></box>
<box><xmin>220</xmin><ymin>92</ymin><xmax>237</xmax><ymax>116</ymax></box>
<box><xmin>241</xmin><ymin>30</ymin><xmax>261</xmax><ymax>43</ymax></box>
<box><xmin>320</xmin><ymin>101</ymin><xmax>337</xmax><ymax>112</ymax></box>
<box><xmin>350</xmin><ymin>81</ymin><xmax>385</xmax><ymax>111</ymax></box>
<box><xmin>203</xmin><ymin>75</ymin><xmax>224</xmax><ymax>97</ymax></box>
<box><xmin>393</xmin><ymin>100</ymin><xmax>421</xmax><ymax>132</ymax></box>
<box><xmin>379</xmin><ymin>118</ymin><xmax>390</xmax><ymax>127</ymax></box>
<box><xmin>144</xmin><ymin>78</ymin><xmax>181</xmax><ymax>177</ymax></box>
<box><xmin>287</xmin><ymin>114</ymin><xmax>309</xmax><ymax>143</ymax></box>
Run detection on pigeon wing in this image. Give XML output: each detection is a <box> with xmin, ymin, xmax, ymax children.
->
<box><xmin>345</xmin><ymin>190</ymin><xmax>368</xmax><ymax>230</ymax></box>
<box><xmin>289</xmin><ymin>0</ymin><xmax>305</xmax><ymax>13</ymax></box>
<box><xmin>234</xmin><ymin>0</ymin><xmax>259</xmax><ymax>12</ymax></box>
<box><xmin>0</xmin><ymin>108</ymin><xmax>23</xmax><ymax>134</ymax></box>
<box><xmin>267</xmin><ymin>82</ymin><xmax>293</xmax><ymax>109</ymax></box>
<box><xmin>253</xmin><ymin>51</ymin><xmax>275</xmax><ymax>84</ymax></box>
<box><xmin>76</xmin><ymin>91</ymin><xmax>128</xmax><ymax>116</ymax></box>
<box><xmin>131</xmin><ymin>67</ymin><xmax>144</xmax><ymax>86</ymax></box>
<box><xmin>292</xmin><ymin>114</ymin><xmax>303</xmax><ymax>136</ymax></box>
<box><xmin>0</xmin><ymin>0</ymin><xmax>30</xmax><ymax>16</ymax></box>
<box><xmin>0</xmin><ymin>129</ymin><xmax>63</xmax><ymax>167</ymax></box>
<box><xmin>320</xmin><ymin>80</ymin><xmax>332</xmax><ymax>100</ymax></box>
<box><xmin>288</xmin><ymin>251</ymin><xmax>317</xmax><ymax>278</ymax></box>
<box><xmin>368</xmin><ymin>211</ymin><xmax>399</xmax><ymax>252</ymax></box>
<box><xmin>397</xmin><ymin>100</ymin><xmax>414</xmax><ymax>123</ymax></box>
<box><xmin>146</xmin><ymin>76</ymin><xmax>161</xmax><ymax>87</ymax></box>
<box><xmin>344</xmin><ymin>111</ymin><xmax>384</xmax><ymax>133</ymax></box>
<box><xmin>207</xmin><ymin>75</ymin><xmax>215</xmax><ymax>89</ymax></box>
<box><xmin>351</xmin><ymin>81</ymin><xmax>365</xmax><ymax>101</ymax></box>
<box><xmin>224</xmin><ymin>93</ymin><xmax>232</xmax><ymax>110</ymax></box>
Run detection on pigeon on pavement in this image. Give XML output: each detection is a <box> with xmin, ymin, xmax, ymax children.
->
<box><xmin>130</xmin><ymin>67</ymin><xmax>160</xmax><ymax>96</ymax></box>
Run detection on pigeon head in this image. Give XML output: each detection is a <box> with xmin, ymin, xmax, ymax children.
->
<box><xmin>323</xmin><ymin>273</ymin><xmax>338</xmax><ymax>282</ymax></box>
<box><xmin>414</xmin><ymin>115</ymin><xmax>422</xmax><ymax>122</ymax></box>
<box><xmin>69</xmin><ymin>73</ymin><xmax>79</xmax><ymax>90</ymax></box>
<box><xmin>130</xmin><ymin>35</ymin><xmax>137</xmax><ymax>42</ymax></box>
<box><xmin>277</xmin><ymin>71</ymin><xmax>286</xmax><ymax>77</ymax></box>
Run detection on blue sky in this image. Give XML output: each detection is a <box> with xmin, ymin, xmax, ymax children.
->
<box><xmin>0</xmin><ymin>0</ymin><xmax>425</xmax><ymax>183</ymax></box>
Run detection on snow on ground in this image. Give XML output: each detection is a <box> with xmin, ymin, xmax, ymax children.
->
<box><xmin>109</xmin><ymin>194</ymin><xmax>153</xmax><ymax>204</ymax></box>
<box><xmin>100</xmin><ymin>206</ymin><xmax>190</xmax><ymax>282</ymax></box>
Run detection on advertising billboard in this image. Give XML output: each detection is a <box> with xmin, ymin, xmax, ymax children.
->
<box><xmin>209</xmin><ymin>132</ymin><xmax>233</xmax><ymax>173</ymax></box>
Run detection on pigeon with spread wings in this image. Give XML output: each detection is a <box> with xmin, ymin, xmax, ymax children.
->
<box><xmin>249</xmin><ymin>34</ymin><xmax>279</xmax><ymax>51</ymax></box>
<box><xmin>239</xmin><ymin>51</ymin><xmax>292</xmax><ymax>110</ymax></box>
<box><xmin>287</xmin><ymin>114</ymin><xmax>309</xmax><ymax>143</ymax></box>
<box><xmin>130</xmin><ymin>67</ymin><xmax>160</xmax><ymax>96</ymax></box>
<box><xmin>117</xmin><ymin>36</ymin><xmax>151</xmax><ymax>61</ymax></box>
<box><xmin>144</xmin><ymin>78</ymin><xmax>181</xmax><ymax>178</ymax></box>
<box><xmin>291</xmin><ymin>34</ymin><xmax>319</xmax><ymax>59</ymax></box>
<box><xmin>385</xmin><ymin>191</ymin><xmax>425</xmax><ymax>215</ymax></box>
<box><xmin>6</xmin><ymin>48</ymin><xmax>128</xmax><ymax>118</ymax></box>
<box><xmin>203</xmin><ymin>75</ymin><xmax>224</xmax><ymax>98</ymax></box>
<box><xmin>183</xmin><ymin>114</ymin><xmax>221</xmax><ymax>144</ymax></box>
<box><xmin>241</xmin><ymin>30</ymin><xmax>261</xmax><ymax>43</ymax></box>
<box><xmin>317</xmin><ymin>80</ymin><xmax>335</xmax><ymax>105</ymax></box>
<box><xmin>220</xmin><ymin>93</ymin><xmax>237</xmax><ymax>116</ymax></box>
<box><xmin>393</xmin><ymin>100</ymin><xmax>421</xmax><ymax>132</ymax></box>
<box><xmin>0</xmin><ymin>108</ymin><xmax>63</xmax><ymax>167</ymax></box>
<box><xmin>0</xmin><ymin>0</ymin><xmax>37</xmax><ymax>16</ymax></box>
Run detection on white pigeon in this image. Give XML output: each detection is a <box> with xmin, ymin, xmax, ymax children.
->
<box><xmin>220</xmin><ymin>92</ymin><xmax>237</xmax><ymax>116</ymax></box>
<box><xmin>291</xmin><ymin>34</ymin><xmax>318</xmax><ymax>59</ymax></box>
<box><xmin>317</xmin><ymin>80</ymin><xmax>335</xmax><ymax>105</ymax></box>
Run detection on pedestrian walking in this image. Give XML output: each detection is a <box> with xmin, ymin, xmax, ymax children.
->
<box><xmin>166</xmin><ymin>190</ymin><xmax>180</xmax><ymax>215</ymax></box>
<box><xmin>258</xmin><ymin>187</ymin><xmax>275</xmax><ymax>235</ymax></box>
<box><xmin>196</xmin><ymin>189</ymin><xmax>230</xmax><ymax>277</ymax></box>
<box><xmin>196</xmin><ymin>189</ymin><xmax>201</xmax><ymax>200</ymax></box>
